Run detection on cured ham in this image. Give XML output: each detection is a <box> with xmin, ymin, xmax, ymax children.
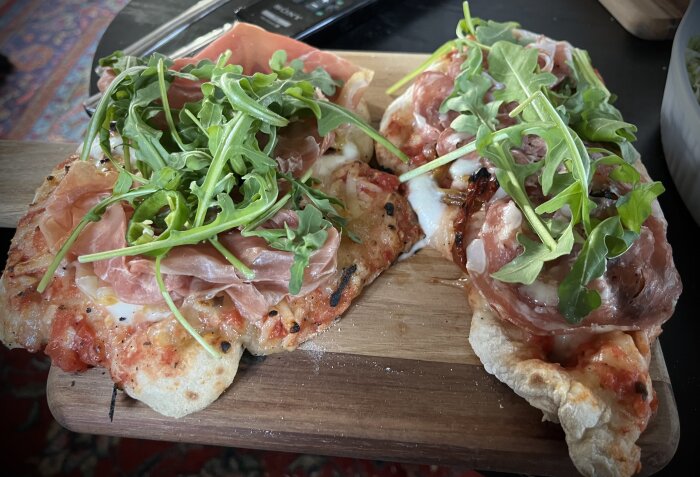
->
<box><xmin>38</xmin><ymin>158</ymin><xmax>341</xmax><ymax>321</ymax></box>
<box><xmin>466</xmin><ymin>199</ymin><xmax>681</xmax><ymax>335</ymax></box>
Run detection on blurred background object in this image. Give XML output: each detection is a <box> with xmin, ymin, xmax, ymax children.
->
<box><xmin>661</xmin><ymin>0</ymin><xmax>700</xmax><ymax>224</ymax></box>
<box><xmin>599</xmin><ymin>0</ymin><xmax>689</xmax><ymax>40</ymax></box>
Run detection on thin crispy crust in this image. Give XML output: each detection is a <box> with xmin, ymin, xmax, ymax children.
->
<box><xmin>467</xmin><ymin>288</ymin><xmax>656</xmax><ymax>477</ymax></box>
<box><xmin>1</xmin><ymin>153</ymin><xmax>421</xmax><ymax>417</ymax></box>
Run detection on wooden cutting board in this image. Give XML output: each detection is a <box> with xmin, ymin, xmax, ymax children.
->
<box><xmin>0</xmin><ymin>52</ymin><xmax>680</xmax><ymax>477</ymax></box>
<box><xmin>599</xmin><ymin>0</ymin><xmax>689</xmax><ymax>40</ymax></box>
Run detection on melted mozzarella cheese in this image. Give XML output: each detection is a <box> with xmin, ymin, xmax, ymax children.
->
<box><xmin>76</xmin><ymin>134</ymin><xmax>125</xmax><ymax>166</ymax></box>
<box><xmin>311</xmin><ymin>141</ymin><xmax>359</xmax><ymax>181</ymax></box>
<box><xmin>466</xmin><ymin>238</ymin><xmax>486</xmax><ymax>274</ymax></box>
<box><xmin>495</xmin><ymin>201</ymin><xmax>522</xmax><ymax>242</ymax></box>
<box><xmin>520</xmin><ymin>280</ymin><xmax>559</xmax><ymax>306</ymax></box>
<box><xmin>406</xmin><ymin>174</ymin><xmax>446</xmax><ymax>241</ymax></box>
<box><xmin>75</xmin><ymin>267</ymin><xmax>170</xmax><ymax>325</ymax></box>
<box><xmin>449</xmin><ymin>157</ymin><xmax>481</xmax><ymax>180</ymax></box>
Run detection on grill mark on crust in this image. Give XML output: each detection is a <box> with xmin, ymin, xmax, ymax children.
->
<box><xmin>330</xmin><ymin>264</ymin><xmax>357</xmax><ymax>307</ymax></box>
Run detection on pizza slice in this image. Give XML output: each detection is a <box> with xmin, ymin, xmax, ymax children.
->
<box><xmin>0</xmin><ymin>23</ymin><xmax>421</xmax><ymax>418</ymax></box>
<box><xmin>377</xmin><ymin>4</ymin><xmax>681</xmax><ymax>476</ymax></box>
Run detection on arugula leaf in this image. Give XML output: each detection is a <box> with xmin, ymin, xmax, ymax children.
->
<box><xmin>616</xmin><ymin>182</ymin><xmax>665</xmax><ymax>233</ymax></box>
<box><xmin>475</xmin><ymin>20</ymin><xmax>519</xmax><ymax>45</ymax></box>
<box><xmin>246</xmin><ymin>206</ymin><xmax>331</xmax><ymax>295</ymax></box>
<box><xmin>192</xmin><ymin>113</ymin><xmax>254</xmax><ymax>227</ymax></box>
<box><xmin>488</xmin><ymin>41</ymin><xmax>556</xmax><ymax>121</ymax></box>
<box><xmin>574</xmin><ymin>88</ymin><xmax>637</xmax><ymax>143</ymax></box>
<box><xmin>557</xmin><ymin>216</ymin><xmax>633</xmax><ymax>323</ymax></box>
<box><xmin>492</xmin><ymin>224</ymin><xmax>574</xmax><ymax>284</ymax></box>
<box><xmin>113</xmin><ymin>170</ymin><xmax>133</xmax><ymax>195</ymax></box>
<box><xmin>441</xmin><ymin>44</ymin><xmax>502</xmax><ymax>135</ymax></box>
<box><xmin>315</xmin><ymin>100</ymin><xmax>409</xmax><ymax>163</ymax></box>
<box><xmin>280</xmin><ymin>172</ymin><xmax>360</xmax><ymax>243</ymax></box>
<box><xmin>218</xmin><ymin>74</ymin><xmax>289</xmax><ymax>127</ymax></box>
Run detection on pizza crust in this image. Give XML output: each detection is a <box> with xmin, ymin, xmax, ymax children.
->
<box><xmin>110</xmin><ymin>328</ymin><xmax>244</xmax><ymax>418</ymax></box>
<box><xmin>467</xmin><ymin>288</ymin><xmax>653</xmax><ymax>477</ymax></box>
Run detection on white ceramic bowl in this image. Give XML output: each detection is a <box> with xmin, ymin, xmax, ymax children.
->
<box><xmin>661</xmin><ymin>0</ymin><xmax>700</xmax><ymax>225</ymax></box>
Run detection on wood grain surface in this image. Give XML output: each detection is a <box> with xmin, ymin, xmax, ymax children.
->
<box><xmin>0</xmin><ymin>52</ymin><xmax>680</xmax><ymax>476</ymax></box>
<box><xmin>599</xmin><ymin>0</ymin><xmax>689</xmax><ymax>40</ymax></box>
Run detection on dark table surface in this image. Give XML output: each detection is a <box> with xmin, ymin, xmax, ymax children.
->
<box><xmin>6</xmin><ymin>0</ymin><xmax>698</xmax><ymax>475</ymax></box>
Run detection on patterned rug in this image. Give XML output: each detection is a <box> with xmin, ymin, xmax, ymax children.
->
<box><xmin>0</xmin><ymin>0</ymin><xmax>129</xmax><ymax>142</ymax></box>
<box><xmin>0</xmin><ymin>1</ymin><xmax>492</xmax><ymax>476</ymax></box>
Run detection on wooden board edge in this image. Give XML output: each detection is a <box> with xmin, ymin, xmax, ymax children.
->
<box><xmin>639</xmin><ymin>381</ymin><xmax>680</xmax><ymax>476</ymax></box>
<box><xmin>47</xmin><ymin>348</ymin><xmax>680</xmax><ymax>477</ymax></box>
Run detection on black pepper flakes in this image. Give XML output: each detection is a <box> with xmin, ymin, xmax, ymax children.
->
<box><xmin>220</xmin><ymin>341</ymin><xmax>231</xmax><ymax>353</ymax></box>
<box><xmin>289</xmin><ymin>322</ymin><xmax>300</xmax><ymax>333</ymax></box>
<box><xmin>46</xmin><ymin>175</ymin><xmax>55</xmax><ymax>181</ymax></box>
<box><xmin>384</xmin><ymin>202</ymin><xmax>395</xmax><ymax>216</ymax></box>
<box><xmin>64</xmin><ymin>165</ymin><xmax>71</xmax><ymax>172</ymax></box>
<box><xmin>268</xmin><ymin>309</ymin><xmax>278</xmax><ymax>317</ymax></box>
<box><xmin>86</xmin><ymin>307</ymin><xmax>92</xmax><ymax>313</ymax></box>
<box><xmin>119</xmin><ymin>316</ymin><xmax>126</xmax><ymax>322</ymax></box>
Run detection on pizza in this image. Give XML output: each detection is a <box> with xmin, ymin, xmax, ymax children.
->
<box><xmin>377</xmin><ymin>5</ymin><xmax>681</xmax><ymax>477</ymax></box>
<box><xmin>0</xmin><ymin>23</ymin><xmax>421</xmax><ymax>418</ymax></box>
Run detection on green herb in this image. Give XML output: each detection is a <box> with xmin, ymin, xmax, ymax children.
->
<box><xmin>557</xmin><ymin>216</ymin><xmax>636</xmax><ymax>323</ymax></box>
<box><xmin>244</xmin><ymin>205</ymin><xmax>331</xmax><ymax>295</ymax></box>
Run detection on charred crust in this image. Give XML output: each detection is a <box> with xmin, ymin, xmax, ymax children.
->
<box><xmin>590</xmin><ymin>189</ymin><xmax>619</xmax><ymax>200</ymax></box>
<box><xmin>455</xmin><ymin>231</ymin><xmax>464</xmax><ymax>248</ymax></box>
<box><xmin>384</xmin><ymin>202</ymin><xmax>395</xmax><ymax>216</ymax></box>
<box><xmin>388</xmin><ymin>224</ymin><xmax>396</xmax><ymax>230</ymax></box>
<box><xmin>220</xmin><ymin>341</ymin><xmax>231</xmax><ymax>353</ymax></box>
<box><xmin>330</xmin><ymin>264</ymin><xmax>357</xmax><ymax>307</ymax></box>
<box><xmin>634</xmin><ymin>381</ymin><xmax>648</xmax><ymax>400</ymax></box>
<box><xmin>64</xmin><ymin>165</ymin><xmax>71</xmax><ymax>172</ymax></box>
<box><xmin>289</xmin><ymin>322</ymin><xmax>301</xmax><ymax>333</ymax></box>
<box><xmin>470</xmin><ymin>167</ymin><xmax>490</xmax><ymax>183</ymax></box>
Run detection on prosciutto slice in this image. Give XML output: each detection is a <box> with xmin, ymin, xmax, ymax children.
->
<box><xmin>39</xmin><ymin>161</ymin><xmax>340</xmax><ymax>321</ymax></box>
<box><xmin>466</xmin><ymin>199</ymin><xmax>682</xmax><ymax>335</ymax></box>
<box><xmin>138</xmin><ymin>22</ymin><xmax>371</xmax><ymax>110</ymax></box>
